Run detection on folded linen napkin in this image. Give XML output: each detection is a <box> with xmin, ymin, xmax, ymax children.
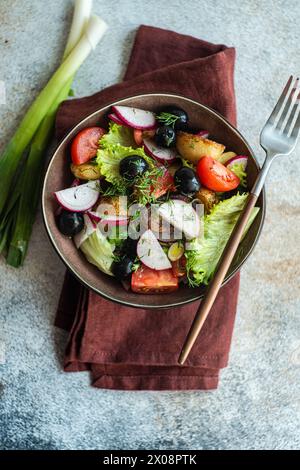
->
<box><xmin>55</xmin><ymin>25</ymin><xmax>239</xmax><ymax>390</ymax></box>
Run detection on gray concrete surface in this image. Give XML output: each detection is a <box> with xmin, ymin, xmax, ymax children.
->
<box><xmin>0</xmin><ymin>0</ymin><xmax>300</xmax><ymax>450</ymax></box>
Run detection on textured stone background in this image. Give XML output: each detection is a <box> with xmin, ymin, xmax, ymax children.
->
<box><xmin>0</xmin><ymin>0</ymin><xmax>300</xmax><ymax>450</ymax></box>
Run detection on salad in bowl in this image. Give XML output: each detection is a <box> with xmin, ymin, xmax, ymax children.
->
<box><xmin>53</xmin><ymin>102</ymin><xmax>260</xmax><ymax>295</ymax></box>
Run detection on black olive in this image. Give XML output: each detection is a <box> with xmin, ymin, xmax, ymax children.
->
<box><xmin>99</xmin><ymin>178</ymin><xmax>114</xmax><ymax>193</ymax></box>
<box><xmin>161</xmin><ymin>106</ymin><xmax>189</xmax><ymax>131</ymax></box>
<box><xmin>111</xmin><ymin>256</ymin><xmax>133</xmax><ymax>280</ymax></box>
<box><xmin>155</xmin><ymin>125</ymin><xmax>176</xmax><ymax>148</ymax></box>
<box><xmin>119</xmin><ymin>156</ymin><xmax>149</xmax><ymax>182</ymax></box>
<box><xmin>57</xmin><ymin>210</ymin><xmax>84</xmax><ymax>237</ymax></box>
<box><xmin>122</xmin><ymin>237</ymin><xmax>138</xmax><ymax>260</ymax></box>
<box><xmin>174</xmin><ymin>167</ymin><xmax>201</xmax><ymax>196</ymax></box>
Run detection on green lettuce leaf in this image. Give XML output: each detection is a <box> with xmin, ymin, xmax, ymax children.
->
<box><xmin>80</xmin><ymin>228</ymin><xmax>115</xmax><ymax>276</ymax></box>
<box><xmin>97</xmin><ymin>123</ymin><xmax>155</xmax><ymax>192</ymax></box>
<box><xmin>97</xmin><ymin>144</ymin><xmax>149</xmax><ymax>190</ymax></box>
<box><xmin>185</xmin><ymin>193</ymin><xmax>259</xmax><ymax>286</ymax></box>
<box><xmin>100</xmin><ymin>122</ymin><xmax>136</xmax><ymax>148</ymax></box>
<box><xmin>230</xmin><ymin>162</ymin><xmax>247</xmax><ymax>187</ymax></box>
<box><xmin>107</xmin><ymin>225</ymin><xmax>128</xmax><ymax>247</ymax></box>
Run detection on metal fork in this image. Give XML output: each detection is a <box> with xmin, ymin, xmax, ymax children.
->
<box><xmin>179</xmin><ymin>75</ymin><xmax>300</xmax><ymax>365</ymax></box>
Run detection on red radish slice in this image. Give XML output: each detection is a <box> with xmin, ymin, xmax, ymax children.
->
<box><xmin>112</xmin><ymin>105</ymin><xmax>156</xmax><ymax>130</ymax></box>
<box><xmin>196</xmin><ymin>130</ymin><xmax>209</xmax><ymax>139</ymax></box>
<box><xmin>158</xmin><ymin>200</ymin><xmax>201</xmax><ymax>240</ymax></box>
<box><xmin>99</xmin><ymin>216</ymin><xmax>128</xmax><ymax>226</ymax></box>
<box><xmin>143</xmin><ymin>138</ymin><xmax>178</xmax><ymax>163</ymax></box>
<box><xmin>137</xmin><ymin>229</ymin><xmax>172</xmax><ymax>270</ymax></box>
<box><xmin>218</xmin><ymin>152</ymin><xmax>237</xmax><ymax>165</ymax></box>
<box><xmin>157</xmin><ymin>224</ymin><xmax>181</xmax><ymax>242</ymax></box>
<box><xmin>108</xmin><ymin>113</ymin><xmax>127</xmax><ymax>126</ymax></box>
<box><xmin>74</xmin><ymin>214</ymin><xmax>96</xmax><ymax>248</ymax></box>
<box><xmin>71</xmin><ymin>178</ymin><xmax>81</xmax><ymax>187</ymax></box>
<box><xmin>89</xmin><ymin>208</ymin><xmax>128</xmax><ymax>226</ymax></box>
<box><xmin>86</xmin><ymin>213</ymin><xmax>98</xmax><ymax>228</ymax></box>
<box><xmin>87</xmin><ymin>210</ymin><xmax>101</xmax><ymax>223</ymax></box>
<box><xmin>226</xmin><ymin>155</ymin><xmax>248</xmax><ymax>171</ymax></box>
<box><xmin>55</xmin><ymin>181</ymin><xmax>99</xmax><ymax>212</ymax></box>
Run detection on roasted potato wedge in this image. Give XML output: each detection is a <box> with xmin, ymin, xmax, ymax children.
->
<box><xmin>176</xmin><ymin>131</ymin><xmax>225</xmax><ymax>164</ymax></box>
<box><xmin>195</xmin><ymin>187</ymin><xmax>219</xmax><ymax>213</ymax></box>
<box><xmin>70</xmin><ymin>162</ymin><xmax>101</xmax><ymax>180</ymax></box>
<box><xmin>98</xmin><ymin>196</ymin><xmax>127</xmax><ymax>218</ymax></box>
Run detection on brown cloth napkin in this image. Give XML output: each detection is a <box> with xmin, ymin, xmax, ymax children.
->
<box><xmin>55</xmin><ymin>25</ymin><xmax>239</xmax><ymax>390</ymax></box>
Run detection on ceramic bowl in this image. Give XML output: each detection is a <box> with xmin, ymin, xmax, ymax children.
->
<box><xmin>42</xmin><ymin>93</ymin><xmax>265</xmax><ymax>308</ymax></box>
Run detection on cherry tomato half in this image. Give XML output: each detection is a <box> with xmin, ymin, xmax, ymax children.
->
<box><xmin>172</xmin><ymin>256</ymin><xmax>187</xmax><ymax>278</ymax></box>
<box><xmin>133</xmin><ymin>128</ymin><xmax>156</xmax><ymax>147</ymax></box>
<box><xmin>151</xmin><ymin>168</ymin><xmax>175</xmax><ymax>199</ymax></box>
<box><xmin>133</xmin><ymin>129</ymin><xmax>143</xmax><ymax>146</ymax></box>
<box><xmin>71</xmin><ymin>127</ymin><xmax>106</xmax><ymax>166</ymax></box>
<box><xmin>196</xmin><ymin>156</ymin><xmax>240</xmax><ymax>192</ymax></box>
<box><xmin>131</xmin><ymin>265</ymin><xmax>178</xmax><ymax>294</ymax></box>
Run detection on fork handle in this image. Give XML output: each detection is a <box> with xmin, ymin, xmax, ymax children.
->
<box><xmin>251</xmin><ymin>152</ymin><xmax>274</xmax><ymax>196</ymax></box>
<box><xmin>178</xmin><ymin>192</ymin><xmax>258</xmax><ymax>365</ymax></box>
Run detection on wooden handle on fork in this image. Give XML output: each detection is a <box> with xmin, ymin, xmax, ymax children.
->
<box><xmin>178</xmin><ymin>192</ymin><xmax>258</xmax><ymax>365</ymax></box>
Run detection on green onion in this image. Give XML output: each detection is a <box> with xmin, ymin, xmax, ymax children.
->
<box><xmin>0</xmin><ymin>12</ymin><xmax>107</xmax><ymax>215</ymax></box>
<box><xmin>6</xmin><ymin>85</ymin><xmax>71</xmax><ymax>266</ymax></box>
<box><xmin>5</xmin><ymin>0</ymin><xmax>93</xmax><ymax>266</ymax></box>
<box><xmin>64</xmin><ymin>0</ymin><xmax>93</xmax><ymax>58</ymax></box>
<box><xmin>0</xmin><ymin>0</ymin><xmax>108</xmax><ymax>266</ymax></box>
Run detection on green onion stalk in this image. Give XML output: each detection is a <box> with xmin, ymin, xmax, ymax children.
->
<box><xmin>6</xmin><ymin>84</ymin><xmax>72</xmax><ymax>266</ymax></box>
<box><xmin>0</xmin><ymin>0</ymin><xmax>92</xmax><ymax>248</ymax></box>
<box><xmin>0</xmin><ymin>0</ymin><xmax>107</xmax><ymax>265</ymax></box>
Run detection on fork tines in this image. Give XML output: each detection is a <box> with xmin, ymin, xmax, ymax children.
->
<box><xmin>267</xmin><ymin>75</ymin><xmax>300</xmax><ymax>138</ymax></box>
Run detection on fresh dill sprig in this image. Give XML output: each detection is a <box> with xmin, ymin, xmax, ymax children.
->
<box><xmin>185</xmin><ymin>255</ymin><xmax>201</xmax><ymax>288</ymax></box>
<box><xmin>112</xmin><ymin>252</ymin><xmax>123</xmax><ymax>263</ymax></box>
<box><xmin>156</xmin><ymin>112</ymin><xmax>180</xmax><ymax>128</ymax></box>
<box><xmin>133</xmin><ymin>166</ymin><xmax>165</xmax><ymax>205</ymax></box>
<box><xmin>131</xmin><ymin>257</ymin><xmax>141</xmax><ymax>272</ymax></box>
<box><xmin>186</xmin><ymin>271</ymin><xmax>200</xmax><ymax>288</ymax></box>
<box><xmin>130</xmin><ymin>208</ymin><xmax>142</xmax><ymax>221</ymax></box>
<box><xmin>101</xmin><ymin>179</ymin><xmax>129</xmax><ymax>196</ymax></box>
